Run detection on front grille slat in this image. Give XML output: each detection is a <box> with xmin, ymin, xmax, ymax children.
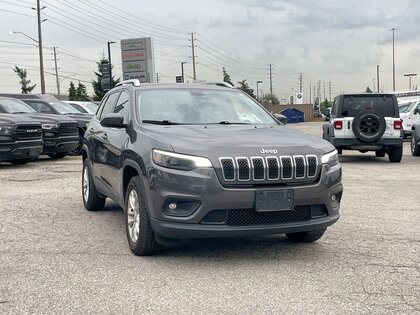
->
<box><xmin>227</xmin><ymin>206</ymin><xmax>312</xmax><ymax>225</ymax></box>
<box><xmin>59</xmin><ymin>123</ymin><xmax>78</xmax><ymax>136</ymax></box>
<box><xmin>219</xmin><ymin>154</ymin><xmax>319</xmax><ymax>183</ymax></box>
<box><xmin>14</xmin><ymin>125</ymin><xmax>42</xmax><ymax>140</ymax></box>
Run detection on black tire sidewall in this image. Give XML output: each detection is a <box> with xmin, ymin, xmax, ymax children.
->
<box><xmin>352</xmin><ymin>112</ymin><xmax>386</xmax><ymax>143</ymax></box>
<box><xmin>82</xmin><ymin>159</ymin><xmax>105</xmax><ymax>210</ymax></box>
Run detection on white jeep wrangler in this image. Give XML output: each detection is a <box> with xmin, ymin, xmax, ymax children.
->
<box><xmin>323</xmin><ymin>93</ymin><xmax>403</xmax><ymax>163</ymax></box>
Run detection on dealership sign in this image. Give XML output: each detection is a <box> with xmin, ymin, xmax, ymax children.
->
<box><xmin>120</xmin><ymin>38</ymin><xmax>155</xmax><ymax>83</ymax></box>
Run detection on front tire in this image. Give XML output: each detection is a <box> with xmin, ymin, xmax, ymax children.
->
<box><xmin>388</xmin><ymin>146</ymin><xmax>403</xmax><ymax>163</ymax></box>
<box><xmin>48</xmin><ymin>152</ymin><xmax>67</xmax><ymax>159</ymax></box>
<box><xmin>375</xmin><ymin>149</ymin><xmax>386</xmax><ymax>157</ymax></box>
<box><xmin>10</xmin><ymin>159</ymin><xmax>31</xmax><ymax>165</ymax></box>
<box><xmin>125</xmin><ymin>176</ymin><xmax>159</xmax><ymax>256</ymax></box>
<box><xmin>286</xmin><ymin>229</ymin><xmax>326</xmax><ymax>243</ymax></box>
<box><xmin>82</xmin><ymin>159</ymin><xmax>106</xmax><ymax>211</ymax></box>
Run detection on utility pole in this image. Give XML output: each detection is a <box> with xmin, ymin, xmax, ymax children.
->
<box><xmin>377</xmin><ymin>65</ymin><xmax>380</xmax><ymax>92</ymax></box>
<box><xmin>36</xmin><ymin>0</ymin><xmax>45</xmax><ymax>94</ymax></box>
<box><xmin>390</xmin><ymin>28</ymin><xmax>398</xmax><ymax>91</ymax></box>
<box><xmin>404</xmin><ymin>73</ymin><xmax>417</xmax><ymax>90</ymax></box>
<box><xmin>190</xmin><ymin>32</ymin><xmax>197</xmax><ymax>80</ymax></box>
<box><xmin>53</xmin><ymin>47</ymin><xmax>60</xmax><ymax>96</ymax></box>
<box><xmin>298</xmin><ymin>72</ymin><xmax>303</xmax><ymax>93</ymax></box>
<box><xmin>309</xmin><ymin>83</ymin><xmax>311</xmax><ymax>104</ymax></box>
<box><xmin>156</xmin><ymin>73</ymin><xmax>160</xmax><ymax>83</ymax></box>
<box><xmin>323</xmin><ymin>81</ymin><xmax>326</xmax><ymax>101</ymax></box>
<box><xmin>181</xmin><ymin>62</ymin><xmax>187</xmax><ymax>83</ymax></box>
<box><xmin>107</xmin><ymin>41</ymin><xmax>115</xmax><ymax>88</ymax></box>
<box><xmin>328</xmin><ymin>81</ymin><xmax>332</xmax><ymax>101</ymax></box>
<box><xmin>269</xmin><ymin>64</ymin><xmax>273</xmax><ymax>95</ymax></box>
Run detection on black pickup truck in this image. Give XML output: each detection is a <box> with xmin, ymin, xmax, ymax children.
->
<box><xmin>0</xmin><ymin>113</ymin><xmax>43</xmax><ymax>165</ymax></box>
<box><xmin>0</xmin><ymin>97</ymin><xmax>79</xmax><ymax>159</ymax></box>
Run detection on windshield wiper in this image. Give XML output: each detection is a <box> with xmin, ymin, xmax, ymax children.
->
<box><xmin>217</xmin><ymin>121</ymin><xmax>252</xmax><ymax>125</ymax></box>
<box><xmin>12</xmin><ymin>112</ymin><xmax>31</xmax><ymax>114</ymax></box>
<box><xmin>142</xmin><ymin>120</ymin><xmax>182</xmax><ymax>125</ymax></box>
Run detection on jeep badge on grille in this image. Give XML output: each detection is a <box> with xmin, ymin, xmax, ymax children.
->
<box><xmin>260</xmin><ymin>148</ymin><xmax>278</xmax><ymax>154</ymax></box>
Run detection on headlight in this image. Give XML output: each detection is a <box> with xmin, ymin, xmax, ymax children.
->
<box><xmin>152</xmin><ymin>149</ymin><xmax>212</xmax><ymax>171</ymax></box>
<box><xmin>0</xmin><ymin>125</ymin><xmax>12</xmax><ymax>135</ymax></box>
<box><xmin>42</xmin><ymin>123</ymin><xmax>59</xmax><ymax>130</ymax></box>
<box><xmin>321</xmin><ymin>150</ymin><xmax>339</xmax><ymax>166</ymax></box>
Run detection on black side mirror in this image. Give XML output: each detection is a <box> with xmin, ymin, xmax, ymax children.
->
<box><xmin>414</xmin><ymin>108</ymin><xmax>420</xmax><ymax>115</ymax></box>
<box><xmin>100</xmin><ymin>113</ymin><xmax>126</xmax><ymax>128</ymax></box>
<box><xmin>273</xmin><ymin>113</ymin><xmax>288</xmax><ymax>125</ymax></box>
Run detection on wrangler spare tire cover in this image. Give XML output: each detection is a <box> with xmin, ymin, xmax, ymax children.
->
<box><xmin>352</xmin><ymin>111</ymin><xmax>386</xmax><ymax>143</ymax></box>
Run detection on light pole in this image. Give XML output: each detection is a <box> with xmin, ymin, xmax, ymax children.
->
<box><xmin>181</xmin><ymin>62</ymin><xmax>187</xmax><ymax>83</ymax></box>
<box><xmin>256</xmin><ymin>80</ymin><xmax>263</xmax><ymax>101</ymax></box>
<box><xmin>12</xmin><ymin>30</ymin><xmax>45</xmax><ymax>93</ymax></box>
<box><xmin>107</xmin><ymin>41</ymin><xmax>116</xmax><ymax>89</ymax></box>
<box><xmin>390</xmin><ymin>28</ymin><xmax>398</xmax><ymax>91</ymax></box>
<box><xmin>404</xmin><ymin>73</ymin><xmax>417</xmax><ymax>90</ymax></box>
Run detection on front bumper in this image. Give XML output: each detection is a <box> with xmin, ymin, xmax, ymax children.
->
<box><xmin>0</xmin><ymin>139</ymin><xmax>43</xmax><ymax>161</ymax></box>
<box><xmin>145</xmin><ymin>162</ymin><xmax>343</xmax><ymax>239</ymax></box>
<box><xmin>42</xmin><ymin>135</ymin><xmax>79</xmax><ymax>154</ymax></box>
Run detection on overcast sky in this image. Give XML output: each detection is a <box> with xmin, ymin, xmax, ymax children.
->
<box><xmin>0</xmin><ymin>0</ymin><xmax>418</xmax><ymax>101</ymax></box>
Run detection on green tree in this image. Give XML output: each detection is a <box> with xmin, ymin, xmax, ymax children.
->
<box><xmin>76</xmin><ymin>82</ymin><xmax>89</xmax><ymax>101</ymax></box>
<box><xmin>222</xmin><ymin>67</ymin><xmax>233</xmax><ymax>86</ymax></box>
<box><xmin>92</xmin><ymin>57</ymin><xmax>120</xmax><ymax>101</ymax></box>
<box><xmin>68</xmin><ymin>81</ymin><xmax>77</xmax><ymax>100</ymax></box>
<box><xmin>320</xmin><ymin>98</ymin><xmax>332</xmax><ymax>112</ymax></box>
<box><xmin>262</xmin><ymin>93</ymin><xmax>280</xmax><ymax>105</ymax></box>
<box><xmin>237</xmin><ymin>79</ymin><xmax>255</xmax><ymax>98</ymax></box>
<box><xmin>366</xmin><ymin>86</ymin><xmax>373</xmax><ymax>93</ymax></box>
<box><xmin>13</xmin><ymin>65</ymin><xmax>36</xmax><ymax>94</ymax></box>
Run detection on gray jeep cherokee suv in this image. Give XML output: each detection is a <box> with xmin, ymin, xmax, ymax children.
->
<box><xmin>82</xmin><ymin>80</ymin><xmax>343</xmax><ymax>255</ymax></box>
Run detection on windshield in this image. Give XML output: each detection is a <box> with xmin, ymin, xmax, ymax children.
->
<box><xmin>137</xmin><ymin>89</ymin><xmax>276</xmax><ymax>124</ymax></box>
<box><xmin>398</xmin><ymin>102</ymin><xmax>416</xmax><ymax>113</ymax></box>
<box><xmin>52</xmin><ymin>101</ymin><xmax>83</xmax><ymax>114</ymax></box>
<box><xmin>0</xmin><ymin>98</ymin><xmax>36</xmax><ymax>113</ymax></box>
<box><xmin>83</xmin><ymin>102</ymin><xmax>99</xmax><ymax>114</ymax></box>
<box><xmin>341</xmin><ymin>95</ymin><xmax>396</xmax><ymax>117</ymax></box>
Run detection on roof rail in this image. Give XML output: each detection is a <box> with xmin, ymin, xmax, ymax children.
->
<box><xmin>193</xmin><ymin>81</ymin><xmax>234</xmax><ymax>88</ymax></box>
<box><xmin>115</xmin><ymin>79</ymin><xmax>141</xmax><ymax>87</ymax></box>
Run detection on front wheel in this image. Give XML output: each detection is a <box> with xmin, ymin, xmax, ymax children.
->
<box><xmin>286</xmin><ymin>229</ymin><xmax>326</xmax><ymax>243</ymax></box>
<box><xmin>82</xmin><ymin>159</ymin><xmax>106</xmax><ymax>211</ymax></box>
<box><xmin>411</xmin><ymin>133</ymin><xmax>420</xmax><ymax>156</ymax></box>
<box><xmin>375</xmin><ymin>149</ymin><xmax>386</xmax><ymax>157</ymax></box>
<box><xmin>388</xmin><ymin>146</ymin><xmax>403</xmax><ymax>163</ymax></box>
<box><xmin>48</xmin><ymin>152</ymin><xmax>67</xmax><ymax>159</ymax></box>
<box><xmin>126</xmin><ymin>176</ymin><xmax>159</xmax><ymax>256</ymax></box>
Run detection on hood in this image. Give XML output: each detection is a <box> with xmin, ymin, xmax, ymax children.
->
<box><xmin>142</xmin><ymin>124</ymin><xmax>335</xmax><ymax>159</ymax></box>
<box><xmin>0</xmin><ymin>113</ymin><xmax>42</xmax><ymax>125</ymax></box>
<box><xmin>64</xmin><ymin>113</ymin><xmax>93</xmax><ymax>126</ymax></box>
<box><xmin>13</xmin><ymin>113</ymin><xmax>77</xmax><ymax>124</ymax></box>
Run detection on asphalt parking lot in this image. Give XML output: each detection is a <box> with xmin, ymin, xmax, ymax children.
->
<box><xmin>1</xmin><ymin>121</ymin><xmax>419</xmax><ymax>314</ymax></box>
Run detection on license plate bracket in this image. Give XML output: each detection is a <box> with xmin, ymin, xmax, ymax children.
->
<box><xmin>255</xmin><ymin>189</ymin><xmax>294</xmax><ymax>212</ymax></box>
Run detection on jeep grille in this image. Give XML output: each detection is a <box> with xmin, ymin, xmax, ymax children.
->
<box><xmin>219</xmin><ymin>155</ymin><xmax>318</xmax><ymax>183</ymax></box>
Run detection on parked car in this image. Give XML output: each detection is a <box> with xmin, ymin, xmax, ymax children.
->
<box><xmin>0</xmin><ymin>113</ymin><xmax>43</xmax><ymax>165</ymax></box>
<box><xmin>65</xmin><ymin>101</ymin><xmax>99</xmax><ymax>114</ymax></box>
<box><xmin>411</xmin><ymin>124</ymin><xmax>420</xmax><ymax>156</ymax></box>
<box><xmin>19</xmin><ymin>99</ymin><xmax>93</xmax><ymax>155</ymax></box>
<box><xmin>322</xmin><ymin>93</ymin><xmax>403</xmax><ymax>162</ymax></box>
<box><xmin>0</xmin><ymin>97</ymin><xmax>79</xmax><ymax>158</ymax></box>
<box><xmin>82</xmin><ymin>80</ymin><xmax>343</xmax><ymax>256</ymax></box>
<box><xmin>398</xmin><ymin>100</ymin><xmax>420</xmax><ymax>138</ymax></box>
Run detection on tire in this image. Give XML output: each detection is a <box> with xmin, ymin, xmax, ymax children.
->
<box><xmin>375</xmin><ymin>149</ymin><xmax>386</xmax><ymax>157</ymax></box>
<box><xmin>411</xmin><ymin>132</ymin><xmax>420</xmax><ymax>156</ymax></box>
<box><xmin>69</xmin><ymin>132</ymin><xmax>84</xmax><ymax>156</ymax></box>
<box><xmin>48</xmin><ymin>152</ymin><xmax>67</xmax><ymax>159</ymax></box>
<box><xmin>10</xmin><ymin>159</ymin><xmax>31</xmax><ymax>165</ymax></box>
<box><xmin>125</xmin><ymin>176</ymin><xmax>159</xmax><ymax>256</ymax></box>
<box><xmin>286</xmin><ymin>229</ymin><xmax>326</xmax><ymax>243</ymax></box>
<box><xmin>388</xmin><ymin>146</ymin><xmax>403</xmax><ymax>163</ymax></box>
<box><xmin>82</xmin><ymin>159</ymin><xmax>106</xmax><ymax>211</ymax></box>
<box><xmin>352</xmin><ymin>112</ymin><xmax>386</xmax><ymax>143</ymax></box>
<box><xmin>336</xmin><ymin>147</ymin><xmax>342</xmax><ymax>155</ymax></box>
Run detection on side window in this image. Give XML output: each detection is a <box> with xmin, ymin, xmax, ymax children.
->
<box><xmin>416</xmin><ymin>103</ymin><xmax>420</xmax><ymax>113</ymax></box>
<box><xmin>95</xmin><ymin>96</ymin><xmax>108</xmax><ymax>120</ymax></box>
<box><xmin>331</xmin><ymin>99</ymin><xmax>337</xmax><ymax>117</ymax></box>
<box><xmin>27</xmin><ymin>102</ymin><xmax>54</xmax><ymax>114</ymax></box>
<box><xmin>98</xmin><ymin>92</ymin><xmax>120</xmax><ymax>120</ymax></box>
<box><xmin>114</xmin><ymin>90</ymin><xmax>130</xmax><ymax>123</ymax></box>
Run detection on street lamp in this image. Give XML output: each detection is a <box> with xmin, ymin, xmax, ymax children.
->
<box><xmin>107</xmin><ymin>41</ymin><xmax>116</xmax><ymax>89</ymax></box>
<box><xmin>11</xmin><ymin>30</ymin><xmax>45</xmax><ymax>93</ymax></box>
<box><xmin>181</xmin><ymin>62</ymin><xmax>187</xmax><ymax>83</ymax></box>
<box><xmin>256</xmin><ymin>80</ymin><xmax>263</xmax><ymax>101</ymax></box>
<box><xmin>404</xmin><ymin>73</ymin><xmax>417</xmax><ymax>90</ymax></box>
<box><xmin>390</xmin><ymin>28</ymin><xmax>398</xmax><ymax>91</ymax></box>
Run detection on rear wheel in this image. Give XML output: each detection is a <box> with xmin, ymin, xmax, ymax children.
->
<box><xmin>286</xmin><ymin>229</ymin><xmax>326</xmax><ymax>243</ymax></box>
<box><xmin>69</xmin><ymin>132</ymin><xmax>84</xmax><ymax>156</ymax></box>
<box><xmin>411</xmin><ymin>133</ymin><xmax>420</xmax><ymax>156</ymax></box>
<box><xmin>82</xmin><ymin>159</ymin><xmax>106</xmax><ymax>211</ymax></box>
<box><xmin>126</xmin><ymin>176</ymin><xmax>159</xmax><ymax>256</ymax></box>
<box><xmin>388</xmin><ymin>146</ymin><xmax>403</xmax><ymax>163</ymax></box>
<box><xmin>48</xmin><ymin>152</ymin><xmax>67</xmax><ymax>159</ymax></box>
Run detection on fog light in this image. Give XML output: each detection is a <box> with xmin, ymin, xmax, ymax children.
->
<box><xmin>163</xmin><ymin>199</ymin><xmax>201</xmax><ymax>217</ymax></box>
